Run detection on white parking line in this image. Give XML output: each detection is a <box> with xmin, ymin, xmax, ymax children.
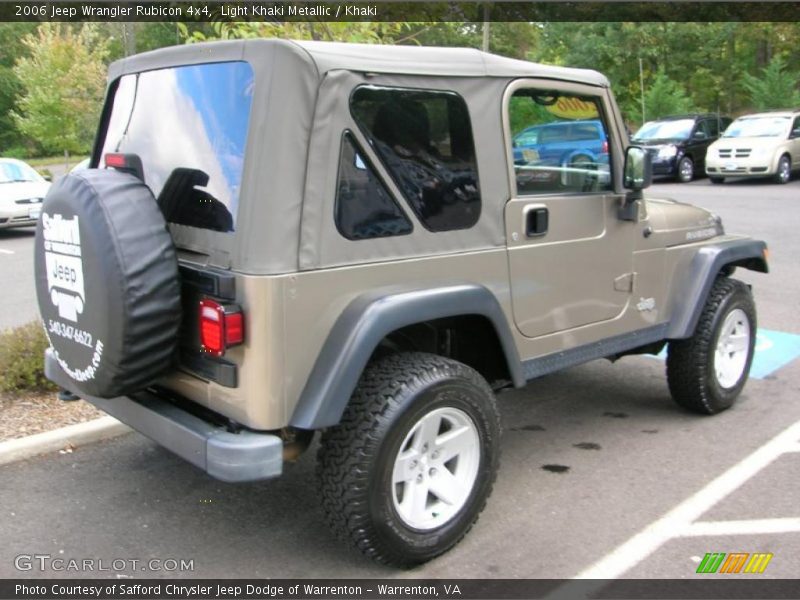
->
<box><xmin>683</xmin><ymin>518</ymin><xmax>800</xmax><ymax>537</ymax></box>
<box><xmin>0</xmin><ymin>248</ymin><xmax>14</xmax><ymax>255</ymax></box>
<box><xmin>573</xmin><ymin>418</ymin><xmax>800</xmax><ymax>579</ymax></box>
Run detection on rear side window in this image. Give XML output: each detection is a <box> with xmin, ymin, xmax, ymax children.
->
<box><xmin>335</xmin><ymin>133</ymin><xmax>412</xmax><ymax>240</ymax></box>
<box><xmin>350</xmin><ymin>85</ymin><xmax>481</xmax><ymax>232</ymax></box>
<box><xmin>100</xmin><ymin>61</ymin><xmax>254</xmax><ymax>232</ymax></box>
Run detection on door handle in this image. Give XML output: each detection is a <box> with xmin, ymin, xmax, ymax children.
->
<box><xmin>525</xmin><ymin>207</ymin><xmax>549</xmax><ymax>237</ymax></box>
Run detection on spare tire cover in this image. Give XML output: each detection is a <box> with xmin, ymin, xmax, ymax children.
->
<box><xmin>34</xmin><ymin>169</ymin><xmax>181</xmax><ymax>398</ymax></box>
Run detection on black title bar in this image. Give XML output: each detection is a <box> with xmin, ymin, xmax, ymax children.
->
<box><xmin>4</xmin><ymin>579</ymin><xmax>800</xmax><ymax>600</ymax></box>
<box><xmin>1</xmin><ymin>2</ymin><xmax>799</xmax><ymax>22</ymax></box>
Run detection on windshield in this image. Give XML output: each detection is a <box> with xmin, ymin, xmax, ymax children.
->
<box><xmin>722</xmin><ymin>116</ymin><xmax>789</xmax><ymax>138</ymax></box>
<box><xmin>100</xmin><ymin>61</ymin><xmax>254</xmax><ymax>232</ymax></box>
<box><xmin>632</xmin><ymin>119</ymin><xmax>695</xmax><ymax>141</ymax></box>
<box><xmin>0</xmin><ymin>161</ymin><xmax>43</xmax><ymax>184</ymax></box>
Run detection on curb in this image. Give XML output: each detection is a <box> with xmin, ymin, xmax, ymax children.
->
<box><xmin>0</xmin><ymin>417</ymin><xmax>131</xmax><ymax>467</ymax></box>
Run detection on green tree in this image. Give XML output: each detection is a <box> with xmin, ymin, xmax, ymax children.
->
<box><xmin>12</xmin><ymin>24</ymin><xmax>109</xmax><ymax>156</ymax></box>
<box><xmin>179</xmin><ymin>21</ymin><xmax>418</xmax><ymax>44</ymax></box>
<box><xmin>0</xmin><ymin>24</ymin><xmax>36</xmax><ymax>153</ymax></box>
<box><xmin>535</xmin><ymin>22</ymin><xmax>800</xmax><ymax>119</ymax></box>
<box><xmin>178</xmin><ymin>21</ymin><xmax>541</xmax><ymax>59</ymax></box>
<box><xmin>742</xmin><ymin>55</ymin><xmax>800</xmax><ymax>110</ymax></box>
<box><xmin>167</xmin><ymin>20</ymin><xmax>800</xmax><ymax>121</ymax></box>
<box><xmin>643</xmin><ymin>68</ymin><xmax>694</xmax><ymax>120</ymax></box>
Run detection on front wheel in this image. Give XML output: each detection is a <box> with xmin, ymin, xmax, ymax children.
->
<box><xmin>666</xmin><ymin>277</ymin><xmax>756</xmax><ymax>414</ymax></box>
<box><xmin>709</xmin><ymin>176</ymin><xmax>725</xmax><ymax>184</ymax></box>
<box><xmin>676</xmin><ymin>156</ymin><xmax>694</xmax><ymax>183</ymax></box>
<box><xmin>773</xmin><ymin>155</ymin><xmax>791</xmax><ymax>184</ymax></box>
<box><xmin>317</xmin><ymin>353</ymin><xmax>501</xmax><ymax>567</ymax></box>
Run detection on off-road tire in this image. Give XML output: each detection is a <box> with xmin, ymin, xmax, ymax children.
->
<box><xmin>676</xmin><ymin>156</ymin><xmax>694</xmax><ymax>183</ymax></box>
<box><xmin>316</xmin><ymin>352</ymin><xmax>501</xmax><ymax>567</ymax></box>
<box><xmin>667</xmin><ymin>277</ymin><xmax>756</xmax><ymax>414</ymax></box>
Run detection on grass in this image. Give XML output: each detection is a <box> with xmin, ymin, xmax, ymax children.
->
<box><xmin>24</xmin><ymin>155</ymin><xmax>89</xmax><ymax>169</ymax></box>
<box><xmin>0</xmin><ymin>321</ymin><xmax>57</xmax><ymax>395</ymax></box>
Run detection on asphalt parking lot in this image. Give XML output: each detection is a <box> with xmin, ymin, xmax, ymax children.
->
<box><xmin>1</xmin><ymin>177</ymin><xmax>799</xmax><ymax>585</ymax></box>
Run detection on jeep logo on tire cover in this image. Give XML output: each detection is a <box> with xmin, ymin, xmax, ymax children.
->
<box><xmin>42</xmin><ymin>213</ymin><xmax>85</xmax><ymax>322</ymax></box>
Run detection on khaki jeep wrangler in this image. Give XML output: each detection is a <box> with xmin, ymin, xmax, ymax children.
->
<box><xmin>35</xmin><ymin>40</ymin><xmax>768</xmax><ymax>567</ymax></box>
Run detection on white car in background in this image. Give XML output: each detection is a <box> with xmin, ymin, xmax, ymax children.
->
<box><xmin>705</xmin><ymin>109</ymin><xmax>800</xmax><ymax>184</ymax></box>
<box><xmin>0</xmin><ymin>158</ymin><xmax>50</xmax><ymax>230</ymax></box>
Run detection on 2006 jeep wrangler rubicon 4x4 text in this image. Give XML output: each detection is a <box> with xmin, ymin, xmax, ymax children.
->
<box><xmin>35</xmin><ymin>40</ymin><xmax>768</xmax><ymax>567</ymax></box>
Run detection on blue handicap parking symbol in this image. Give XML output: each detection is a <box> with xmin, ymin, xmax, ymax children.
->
<box><xmin>748</xmin><ymin>329</ymin><xmax>800</xmax><ymax>379</ymax></box>
<box><xmin>652</xmin><ymin>329</ymin><xmax>800</xmax><ymax>379</ymax></box>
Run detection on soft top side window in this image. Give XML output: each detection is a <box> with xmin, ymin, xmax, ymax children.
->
<box><xmin>334</xmin><ymin>132</ymin><xmax>413</xmax><ymax>241</ymax></box>
<box><xmin>508</xmin><ymin>89</ymin><xmax>612</xmax><ymax>196</ymax></box>
<box><xmin>350</xmin><ymin>85</ymin><xmax>481</xmax><ymax>232</ymax></box>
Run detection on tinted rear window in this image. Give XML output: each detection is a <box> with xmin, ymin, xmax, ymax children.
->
<box><xmin>100</xmin><ymin>61</ymin><xmax>254</xmax><ymax>232</ymax></box>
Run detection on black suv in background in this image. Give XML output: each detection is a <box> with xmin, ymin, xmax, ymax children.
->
<box><xmin>631</xmin><ymin>114</ymin><xmax>732</xmax><ymax>183</ymax></box>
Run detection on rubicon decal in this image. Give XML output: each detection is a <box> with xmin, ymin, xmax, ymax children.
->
<box><xmin>696</xmin><ymin>552</ymin><xmax>773</xmax><ymax>574</ymax></box>
<box><xmin>42</xmin><ymin>213</ymin><xmax>85</xmax><ymax>322</ymax></box>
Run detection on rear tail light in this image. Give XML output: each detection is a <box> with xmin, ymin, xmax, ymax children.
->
<box><xmin>601</xmin><ymin>140</ymin><xmax>609</xmax><ymax>154</ymax></box>
<box><xmin>199</xmin><ymin>299</ymin><xmax>244</xmax><ymax>357</ymax></box>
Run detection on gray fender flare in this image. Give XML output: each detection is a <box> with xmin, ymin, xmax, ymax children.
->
<box><xmin>290</xmin><ymin>284</ymin><xmax>524</xmax><ymax>429</ymax></box>
<box><xmin>667</xmin><ymin>239</ymin><xmax>768</xmax><ymax>340</ymax></box>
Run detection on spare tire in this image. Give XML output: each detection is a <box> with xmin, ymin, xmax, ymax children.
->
<box><xmin>34</xmin><ymin>169</ymin><xmax>181</xmax><ymax>398</ymax></box>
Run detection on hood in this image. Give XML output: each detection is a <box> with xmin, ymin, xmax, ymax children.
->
<box><xmin>0</xmin><ymin>181</ymin><xmax>50</xmax><ymax>204</ymax></box>
<box><xmin>645</xmin><ymin>196</ymin><xmax>723</xmax><ymax>247</ymax></box>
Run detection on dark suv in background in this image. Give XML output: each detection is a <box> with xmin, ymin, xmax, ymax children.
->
<box><xmin>631</xmin><ymin>114</ymin><xmax>732</xmax><ymax>183</ymax></box>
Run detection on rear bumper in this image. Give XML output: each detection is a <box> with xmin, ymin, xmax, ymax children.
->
<box><xmin>45</xmin><ymin>349</ymin><xmax>283</xmax><ymax>482</ymax></box>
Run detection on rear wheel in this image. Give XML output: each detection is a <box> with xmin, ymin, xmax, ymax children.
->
<box><xmin>676</xmin><ymin>156</ymin><xmax>694</xmax><ymax>183</ymax></box>
<box><xmin>317</xmin><ymin>352</ymin><xmax>501</xmax><ymax>567</ymax></box>
<box><xmin>667</xmin><ymin>278</ymin><xmax>756</xmax><ymax>414</ymax></box>
<box><xmin>773</xmin><ymin>155</ymin><xmax>791</xmax><ymax>184</ymax></box>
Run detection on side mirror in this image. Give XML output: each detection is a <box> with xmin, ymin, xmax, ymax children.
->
<box><xmin>620</xmin><ymin>146</ymin><xmax>652</xmax><ymax>221</ymax></box>
<box><xmin>623</xmin><ymin>146</ymin><xmax>653</xmax><ymax>192</ymax></box>
<box><xmin>790</xmin><ymin>128</ymin><xmax>800</xmax><ymax>139</ymax></box>
<box><xmin>693</xmin><ymin>130</ymin><xmax>707</xmax><ymax>139</ymax></box>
